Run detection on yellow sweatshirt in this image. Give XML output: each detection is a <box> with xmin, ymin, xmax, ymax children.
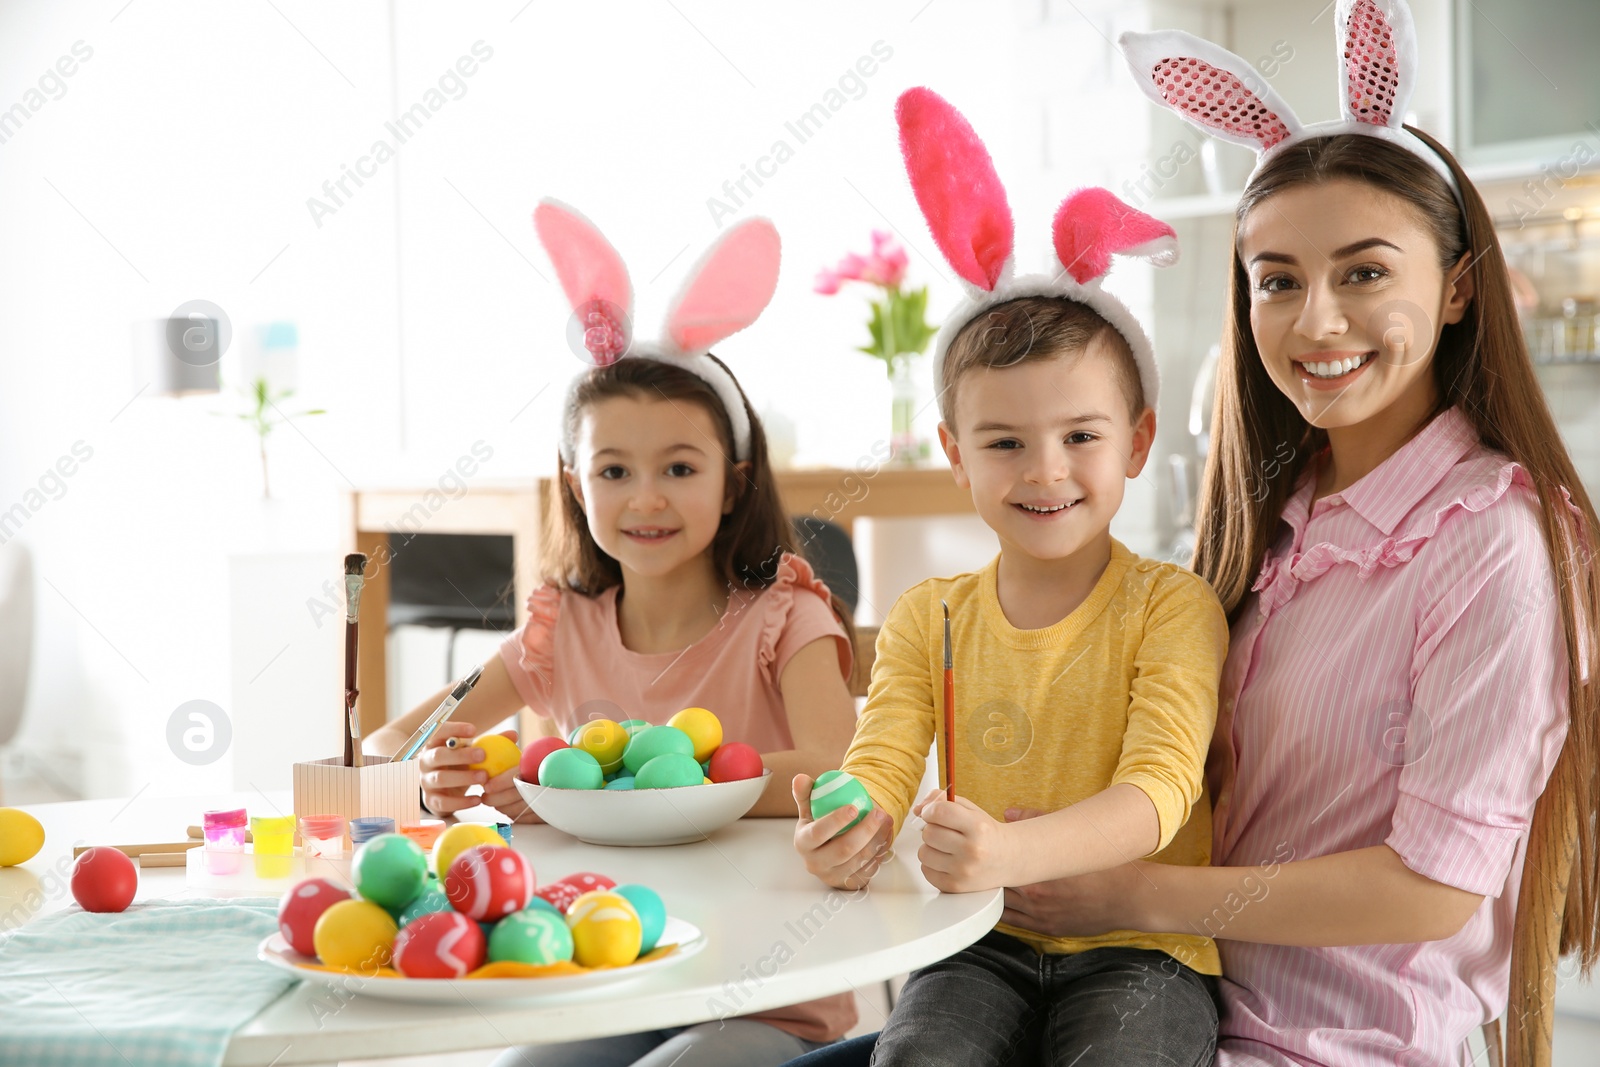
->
<box><xmin>842</xmin><ymin>541</ymin><xmax>1226</xmax><ymax>974</ymax></box>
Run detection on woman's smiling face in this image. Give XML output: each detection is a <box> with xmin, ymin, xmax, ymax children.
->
<box><xmin>1237</xmin><ymin>178</ymin><xmax>1474</xmax><ymax>432</ymax></box>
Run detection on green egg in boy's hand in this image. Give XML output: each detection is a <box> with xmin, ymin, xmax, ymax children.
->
<box><xmin>810</xmin><ymin>770</ymin><xmax>874</xmax><ymax>837</ymax></box>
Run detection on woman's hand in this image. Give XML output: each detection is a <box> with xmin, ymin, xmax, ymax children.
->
<box><xmin>998</xmin><ymin>806</ymin><xmax>1146</xmax><ymax>937</ymax></box>
<box><xmin>792</xmin><ymin>774</ymin><xmax>893</xmax><ymax>890</ymax></box>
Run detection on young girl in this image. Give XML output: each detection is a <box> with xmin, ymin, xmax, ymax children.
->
<box><xmin>367</xmin><ymin>201</ymin><xmax>859</xmax><ymax>1066</ymax></box>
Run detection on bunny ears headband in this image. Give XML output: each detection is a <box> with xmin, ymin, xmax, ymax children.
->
<box><xmin>897</xmin><ymin>87</ymin><xmax>1178</xmax><ymax>412</ymax></box>
<box><xmin>1119</xmin><ymin>0</ymin><xmax>1462</xmax><ymax>205</ymax></box>
<box><xmin>533</xmin><ymin>199</ymin><xmax>781</xmax><ymax>463</ymax></box>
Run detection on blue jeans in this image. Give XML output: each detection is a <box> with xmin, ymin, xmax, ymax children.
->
<box><xmin>491</xmin><ymin>1019</ymin><xmax>829</xmax><ymax>1067</ymax></box>
<box><xmin>866</xmin><ymin>932</ymin><xmax>1219</xmax><ymax>1066</ymax></box>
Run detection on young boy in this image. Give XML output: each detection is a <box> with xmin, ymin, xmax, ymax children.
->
<box><xmin>793</xmin><ymin>290</ymin><xmax>1226</xmax><ymax>1065</ymax></box>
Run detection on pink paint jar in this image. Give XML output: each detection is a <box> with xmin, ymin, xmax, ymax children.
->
<box><xmin>299</xmin><ymin>814</ymin><xmax>347</xmax><ymax>858</ymax></box>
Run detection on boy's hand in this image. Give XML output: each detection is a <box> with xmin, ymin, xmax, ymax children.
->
<box><xmin>914</xmin><ymin>788</ymin><xmax>1013</xmax><ymax>893</ymax></box>
<box><xmin>792</xmin><ymin>774</ymin><xmax>893</xmax><ymax>891</ymax></box>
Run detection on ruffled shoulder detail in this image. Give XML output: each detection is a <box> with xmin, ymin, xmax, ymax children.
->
<box><xmin>756</xmin><ymin>552</ymin><xmax>852</xmax><ymax>682</ymax></box>
<box><xmin>1250</xmin><ymin>457</ymin><xmax>1570</xmax><ymax>619</ymax></box>
<box><xmin>514</xmin><ymin>582</ymin><xmax>564</xmax><ymax>683</ymax></box>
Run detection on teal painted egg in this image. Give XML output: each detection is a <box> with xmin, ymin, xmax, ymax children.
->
<box><xmin>604</xmin><ymin>776</ymin><xmax>636</xmax><ymax>791</ymax></box>
<box><xmin>539</xmin><ymin>747</ymin><xmax>604</xmax><ymax>789</ymax></box>
<box><xmin>619</xmin><ymin>719</ymin><xmax>651</xmax><ymax>738</ymax></box>
<box><xmin>397</xmin><ymin>880</ymin><xmax>453</xmax><ymax>926</ymax></box>
<box><xmin>634</xmin><ymin>752</ymin><xmax>703</xmax><ymax>789</ymax></box>
<box><xmin>810</xmin><ymin>770</ymin><xmax>874</xmax><ymax>836</ymax></box>
<box><xmin>489</xmin><ymin>908</ymin><xmax>575</xmax><ymax>965</ymax></box>
<box><xmin>523</xmin><ymin>895</ymin><xmax>561</xmax><ymax>916</ymax></box>
<box><xmin>622</xmin><ymin>726</ymin><xmax>694</xmax><ymax>774</ymax></box>
<box><xmin>352</xmin><ymin>833</ymin><xmax>429</xmax><ymax>910</ymax></box>
<box><xmin>615</xmin><ymin>884</ymin><xmax>667</xmax><ymax>954</ymax></box>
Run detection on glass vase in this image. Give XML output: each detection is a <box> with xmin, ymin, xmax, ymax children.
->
<box><xmin>889</xmin><ymin>355</ymin><xmax>921</xmax><ymax>464</ymax></box>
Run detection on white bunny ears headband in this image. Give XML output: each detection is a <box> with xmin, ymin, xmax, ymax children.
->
<box><xmin>897</xmin><ymin>87</ymin><xmax>1178</xmax><ymax>413</ymax></box>
<box><xmin>1119</xmin><ymin>0</ymin><xmax>1462</xmax><ymax>206</ymax></box>
<box><xmin>533</xmin><ymin>199</ymin><xmax>781</xmax><ymax>463</ymax></box>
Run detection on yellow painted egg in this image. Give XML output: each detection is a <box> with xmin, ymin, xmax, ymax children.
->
<box><xmin>668</xmin><ymin>707</ymin><xmax>723</xmax><ymax>762</ymax></box>
<box><xmin>432</xmin><ymin>822</ymin><xmax>504</xmax><ymax>879</ymax></box>
<box><xmin>566</xmin><ymin>890</ymin><xmax>642</xmax><ymax>968</ymax></box>
<box><xmin>575</xmin><ymin>719</ymin><xmax>628</xmax><ymax>774</ymax></box>
<box><xmin>469</xmin><ymin>733</ymin><xmax>521</xmax><ymax>779</ymax></box>
<box><xmin>313</xmin><ymin>898</ymin><xmax>398</xmax><ymax>970</ymax></box>
<box><xmin>0</xmin><ymin>808</ymin><xmax>44</xmax><ymax>867</ymax></box>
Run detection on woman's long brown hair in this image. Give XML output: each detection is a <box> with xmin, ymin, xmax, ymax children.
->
<box><xmin>1192</xmin><ymin>130</ymin><xmax>1600</xmax><ymax>967</ymax></box>
<box><xmin>543</xmin><ymin>354</ymin><xmax>857</xmax><ymax>649</ymax></box>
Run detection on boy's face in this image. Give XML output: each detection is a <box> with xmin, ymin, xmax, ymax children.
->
<box><xmin>938</xmin><ymin>339</ymin><xmax>1155</xmax><ymax>567</ymax></box>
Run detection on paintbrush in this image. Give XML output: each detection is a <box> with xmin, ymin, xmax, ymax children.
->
<box><xmin>344</xmin><ymin>552</ymin><xmax>367</xmax><ymax>768</ymax></box>
<box><xmin>942</xmin><ymin>599</ymin><xmax>956</xmax><ymax>801</ymax></box>
<box><xmin>395</xmin><ymin>664</ymin><xmax>485</xmax><ymax>762</ymax></box>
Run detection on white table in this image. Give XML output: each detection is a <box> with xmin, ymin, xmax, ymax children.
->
<box><xmin>3</xmin><ymin>793</ymin><xmax>1001</xmax><ymax>1065</ymax></box>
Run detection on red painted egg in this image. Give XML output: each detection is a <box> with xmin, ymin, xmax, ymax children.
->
<box><xmin>708</xmin><ymin>742</ymin><xmax>764</xmax><ymax>783</ymax></box>
<box><xmin>277</xmin><ymin>878</ymin><xmax>352</xmax><ymax>956</ymax></box>
<box><xmin>518</xmin><ymin>737</ymin><xmax>569</xmax><ymax>783</ymax></box>
<box><xmin>393</xmin><ymin>910</ymin><xmax>487</xmax><ymax>978</ymax></box>
<box><xmin>532</xmin><ymin>880</ymin><xmax>583</xmax><ymax>913</ymax></box>
<box><xmin>444</xmin><ymin>844</ymin><xmax>534</xmax><ymax>921</ymax></box>
<box><xmin>559</xmin><ymin>871</ymin><xmax>616</xmax><ymax>894</ymax></box>
<box><xmin>70</xmin><ymin>847</ymin><xmax>138</xmax><ymax>913</ymax></box>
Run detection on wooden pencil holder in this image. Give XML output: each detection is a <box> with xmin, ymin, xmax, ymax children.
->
<box><xmin>291</xmin><ymin>756</ymin><xmax>422</xmax><ymax>846</ymax></box>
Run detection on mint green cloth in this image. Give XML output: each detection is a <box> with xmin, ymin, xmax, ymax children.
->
<box><xmin>0</xmin><ymin>898</ymin><xmax>297</xmax><ymax>1067</ymax></box>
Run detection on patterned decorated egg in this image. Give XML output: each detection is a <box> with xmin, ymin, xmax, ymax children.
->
<box><xmin>313</xmin><ymin>898</ymin><xmax>398</xmax><ymax>970</ymax></box>
<box><xmin>518</xmin><ymin>736</ymin><xmax>569</xmax><ymax>782</ymax></box>
<box><xmin>397</xmin><ymin>880</ymin><xmax>453</xmax><ymax>927</ymax></box>
<box><xmin>393</xmin><ymin>910</ymin><xmax>486</xmax><ymax>978</ymax></box>
<box><xmin>708</xmin><ymin>741</ymin><xmax>764</xmax><ymax>783</ymax></box>
<box><xmin>615</xmin><ymin>884</ymin><xmax>667</xmax><ymax>954</ymax></box>
<box><xmin>489</xmin><ymin>909</ymin><xmax>575</xmax><ymax>965</ymax></box>
<box><xmin>560</xmin><ymin>871</ymin><xmax>616</xmax><ymax>894</ymax></box>
<box><xmin>566</xmin><ymin>890</ymin><xmax>642</xmax><ymax>967</ymax></box>
<box><xmin>621</xmin><ymin>725</ymin><xmax>694</xmax><ymax>774</ymax></box>
<box><xmin>810</xmin><ymin>769</ymin><xmax>874</xmax><ymax>835</ymax></box>
<box><xmin>539</xmin><ymin>747</ymin><xmax>604</xmax><ymax>789</ymax></box>
<box><xmin>278</xmin><ymin>878</ymin><xmax>352</xmax><ymax>956</ymax></box>
<box><xmin>431</xmin><ymin>823</ymin><xmax>503</xmax><ymax>880</ymax></box>
<box><xmin>445</xmin><ymin>844</ymin><xmax>535</xmax><ymax>920</ymax></box>
<box><xmin>533</xmin><ymin>879</ymin><xmax>583</xmax><ymax>913</ymax></box>
<box><xmin>575</xmin><ymin>719</ymin><xmax>629</xmax><ymax>774</ymax></box>
<box><xmin>667</xmin><ymin>707</ymin><xmax>723</xmax><ymax>761</ymax></box>
<box><xmin>634</xmin><ymin>752</ymin><xmax>703</xmax><ymax>789</ymax></box>
<box><xmin>352</xmin><ymin>833</ymin><xmax>429</xmax><ymax>911</ymax></box>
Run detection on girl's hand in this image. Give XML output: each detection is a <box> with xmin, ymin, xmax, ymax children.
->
<box><xmin>478</xmin><ymin>729</ymin><xmax>544</xmax><ymax>824</ymax></box>
<box><xmin>914</xmin><ymin>789</ymin><xmax>1012</xmax><ymax>893</ymax></box>
<box><xmin>419</xmin><ymin>721</ymin><xmax>488</xmax><ymax>816</ymax></box>
<box><xmin>998</xmin><ymin>806</ymin><xmax>1144</xmax><ymax>936</ymax></box>
<box><xmin>791</xmin><ymin>774</ymin><xmax>893</xmax><ymax>890</ymax></box>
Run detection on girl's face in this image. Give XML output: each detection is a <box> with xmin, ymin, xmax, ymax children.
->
<box><xmin>564</xmin><ymin>394</ymin><xmax>741</xmax><ymax>581</ymax></box>
<box><xmin>1237</xmin><ymin>178</ymin><xmax>1474</xmax><ymax>432</ymax></box>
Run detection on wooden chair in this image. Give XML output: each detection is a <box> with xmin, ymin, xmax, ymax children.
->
<box><xmin>1482</xmin><ymin>744</ymin><xmax>1582</xmax><ymax>1067</ymax></box>
<box><xmin>849</xmin><ymin>625</ymin><xmax>879</xmax><ymax>699</ymax></box>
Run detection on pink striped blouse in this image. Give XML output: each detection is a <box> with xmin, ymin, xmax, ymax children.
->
<box><xmin>1210</xmin><ymin>406</ymin><xmax>1573</xmax><ymax>1066</ymax></box>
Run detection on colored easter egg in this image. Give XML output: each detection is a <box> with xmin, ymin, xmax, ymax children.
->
<box><xmin>432</xmin><ymin>823</ymin><xmax>503</xmax><ymax>880</ymax></box>
<box><xmin>533</xmin><ymin>880</ymin><xmax>583</xmax><ymax>913</ymax></box>
<box><xmin>667</xmin><ymin>707</ymin><xmax>723</xmax><ymax>762</ymax></box>
<box><xmin>708</xmin><ymin>741</ymin><xmax>764</xmax><ymax>783</ymax></box>
<box><xmin>566</xmin><ymin>890</ymin><xmax>642</xmax><ymax>967</ymax></box>
<box><xmin>619</xmin><ymin>719</ymin><xmax>651</xmax><ymax>738</ymax></box>
<box><xmin>559</xmin><ymin>871</ymin><xmax>616</xmax><ymax>894</ymax></box>
<box><xmin>615</xmin><ymin>884</ymin><xmax>667</xmax><ymax>954</ymax></box>
<box><xmin>445</xmin><ymin>844</ymin><xmax>535</xmax><ymax>920</ymax></box>
<box><xmin>0</xmin><ymin>808</ymin><xmax>45</xmax><ymax>867</ymax></box>
<box><xmin>539</xmin><ymin>747</ymin><xmax>603</xmax><ymax>789</ymax></box>
<box><xmin>566</xmin><ymin>723</ymin><xmax>587</xmax><ymax>744</ymax></box>
<box><xmin>523</xmin><ymin>895</ymin><xmax>561</xmax><ymax>916</ymax></box>
<box><xmin>469</xmin><ymin>733</ymin><xmax>521</xmax><ymax>779</ymax></box>
<box><xmin>489</xmin><ymin>908</ymin><xmax>574</xmax><ymax>965</ymax></box>
<box><xmin>278</xmin><ymin>878</ymin><xmax>352</xmax><ymax>956</ymax></box>
<box><xmin>393</xmin><ymin>910</ymin><xmax>486</xmax><ymax>978</ymax></box>
<box><xmin>397</xmin><ymin>880</ymin><xmax>453</xmax><ymax>927</ymax></box>
<box><xmin>622</xmin><ymin>726</ymin><xmax>694</xmax><ymax>774</ymax></box>
<box><xmin>70</xmin><ymin>846</ymin><xmax>137</xmax><ymax>913</ymax></box>
<box><xmin>810</xmin><ymin>770</ymin><xmax>873</xmax><ymax>835</ymax></box>
<box><xmin>604</xmin><ymin>776</ymin><xmax>635</xmax><ymax>790</ymax></box>
<box><xmin>518</xmin><ymin>736</ymin><xmax>569</xmax><ymax>782</ymax></box>
<box><xmin>575</xmin><ymin>719</ymin><xmax>628</xmax><ymax>774</ymax></box>
<box><xmin>352</xmin><ymin>833</ymin><xmax>428</xmax><ymax>911</ymax></box>
<box><xmin>634</xmin><ymin>752</ymin><xmax>703</xmax><ymax>789</ymax></box>
<box><xmin>314</xmin><ymin>898</ymin><xmax>398</xmax><ymax>970</ymax></box>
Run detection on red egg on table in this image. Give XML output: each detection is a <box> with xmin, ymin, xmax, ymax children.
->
<box><xmin>519</xmin><ymin>736</ymin><xmax>570</xmax><ymax>783</ymax></box>
<box><xmin>70</xmin><ymin>847</ymin><xmax>138</xmax><ymax>913</ymax></box>
<box><xmin>708</xmin><ymin>741</ymin><xmax>764</xmax><ymax>783</ymax></box>
<box><xmin>444</xmin><ymin>844</ymin><xmax>535</xmax><ymax>921</ymax></box>
<box><xmin>532</xmin><ymin>880</ymin><xmax>583</xmax><ymax>913</ymax></box>
<box><xmin>393</xmin><ymin>910</ymin><xmax>487</xmax><ymax>978</ymax></box>
<box><xmin>559</xmin><ymin>871</ymin><xmax>616</xmax><ymax>894</ymax></box>
<box><xmin>278</xmin><ymin>878</ymin><xmax>352</xmax><ymax>956</ymax></box>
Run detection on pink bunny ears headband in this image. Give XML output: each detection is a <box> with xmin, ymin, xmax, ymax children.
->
<box><xmin>1119</xmin><ymin>0</ymin><xmax>1462</xmax><ymax>206</ymax></box>
<box><xmin>533</xmin><ymin>199</ymin><xmax>781</xmax><ymax>463</ymax></box>
<box><xmin>897</xmin><ymin>87</ymin><xmax>1178</xmax><ymax>412</ymax></box>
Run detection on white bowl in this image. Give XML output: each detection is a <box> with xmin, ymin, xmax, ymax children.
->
<box><xmin>513</xmin><ymin>770</ymin><xmax>771</xmax><ymax>846</ymax></box>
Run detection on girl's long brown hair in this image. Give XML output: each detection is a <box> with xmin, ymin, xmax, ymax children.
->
<box><xmin>1192</xmin><ymin>130</ymin><xmax>1600</xmax><ymax>968</ymax></box>
<box><xmin>543</xmin><ymin>354</ymin><xmax>857</xmax><ymax>649</ymax></box>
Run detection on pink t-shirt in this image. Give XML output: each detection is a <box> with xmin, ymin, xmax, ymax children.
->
<box><xmin>1210</xmin><ymin>407</ymin><xmax>1575</xmax><ymax>1066</ymax></box>
<box><xmin>497</xmin><ymin>551</ymin><xmax>857</xmax><ymax>1043</ymax></box>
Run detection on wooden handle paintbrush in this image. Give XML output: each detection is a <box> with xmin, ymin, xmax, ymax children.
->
<box><xmin>344</xmin><ymin>553</ymin><xmax>367</xmax><ymax>768</ymax></box>
<box><xmin>942</xmin><ymin>599</ymin><xmax>956</xmax><ymax>801</ymax></box>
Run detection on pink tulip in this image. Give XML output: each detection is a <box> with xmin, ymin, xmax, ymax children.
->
<box><xmin>817</xmin><ymin>232</ymin><xmax>911</xmax><ymax>294</ymax></box>
<box><xmin>813</xmin><ymin>267</ymin><xmax>842</xmax><ymax>295</ymax></box>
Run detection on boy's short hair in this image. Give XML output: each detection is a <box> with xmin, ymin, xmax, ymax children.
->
<box><xmin>939</xmin><ymin>296</ymin><xmax>1145</xmax><ymax>428</ymax></box>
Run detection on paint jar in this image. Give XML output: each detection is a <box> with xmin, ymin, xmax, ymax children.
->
<box><xmin>202</xmin><ymin>807</ymin><xmax>247</xmax><ymax>874</ymax></box>
<box><xmin>251</xmin><ymin>815</ymin><xmax>296</xmax><ymax>878</ymax></box>
<box><xmin>299</xmin><ymin>814</ymin><xmax>347</xmax><ymax>858</ymax></box>
<box><xmin>349</xmin><ymin>816</ymin><xmax>395</xmax><ymax>847</ymax></box>
<box><xmin>399</xmin><ymin>819</ymin><xmax>445</xmax><ymax>851</ymax></box>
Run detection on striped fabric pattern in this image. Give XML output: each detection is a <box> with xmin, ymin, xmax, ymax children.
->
<box><xmin>1211</xmin><ymin>406</ymin><xmax>1571</xmax><ymax>1067</ymax></box>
